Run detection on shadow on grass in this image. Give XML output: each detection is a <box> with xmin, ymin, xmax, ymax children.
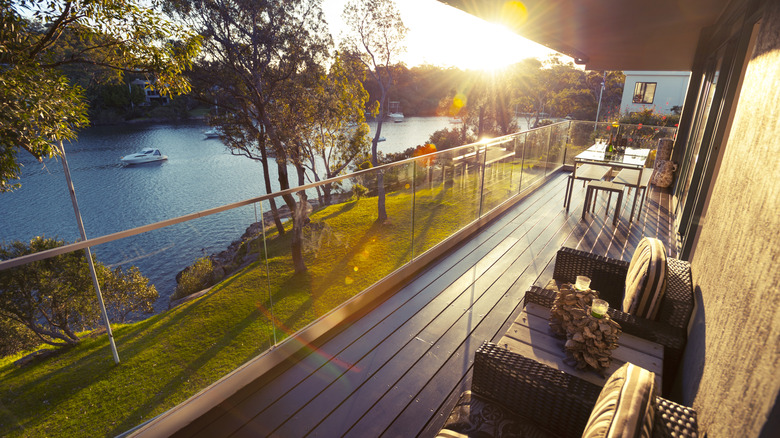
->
<box><xmin>320</xmin><ymin>200</ymin><xmax>358</xmax><ymax>221</ymax></box>
<box><xmin>0</xmin><ymin>285</ymin><xmax>223</xmax><ymax>432</ymax></box>
<box><xmin>107</xmin><ymin>305</ymin><xmax>271</xmax><ymax>437</ymax></box>
<box><xmin>315</xmin><ymin>219</ymin><xmax>407</xmax><ymax>307</ymax></box>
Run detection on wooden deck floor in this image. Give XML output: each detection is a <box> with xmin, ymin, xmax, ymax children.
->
<box><xmin>176</xmin><ymin>170</ymin><xmax>675</xmax><ymax>438</ymax></box>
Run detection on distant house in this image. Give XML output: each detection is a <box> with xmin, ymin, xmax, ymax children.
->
<box><xmin>620</xmin><ymin>71</ymin><xmax>690</xmax><ymax>115</ymax></box>
<box><xmin>130</xmin><ymin>79</ymin><xmax>170</xmax><ymax>105</ymax></box>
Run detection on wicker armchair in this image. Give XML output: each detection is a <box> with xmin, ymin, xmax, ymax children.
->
<box><xmin>526</xmin><ymin>246</ymin><xmax>694</xmax><ymax>394</ymax></box>
<box><xmin>439</xmin><ymin>342</ymin><xmax>699</xmax><ymax>437</ymax></box>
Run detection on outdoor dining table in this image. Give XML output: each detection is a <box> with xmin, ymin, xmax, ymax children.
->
<box><xmin>565</xmin><ymin>143</ymin><xmax>652</xmax><ymax>221</ymax></box>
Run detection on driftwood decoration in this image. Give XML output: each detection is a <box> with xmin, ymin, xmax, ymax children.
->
<box><xmin>549</xmin><ymin>283</ymin><xmax>622</xmax><ymax>374</ymax></box>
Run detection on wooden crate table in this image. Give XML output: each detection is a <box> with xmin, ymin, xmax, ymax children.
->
<box><xmin>497</xmin><ymin>302</ymin><xmax>664</xmax><ymax>389</ymax></box>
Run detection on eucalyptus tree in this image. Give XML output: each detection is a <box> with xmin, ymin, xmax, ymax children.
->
<box><xmin>0</xmin><ymin>237</ymin><xmax>157</xmax><ymax>348</ymax></box>
<box><xmin>341</xmin><ymin>0</ymin><xmax>408</xmax><ymax>222</ymax></box>
<box><xmin>0</xmin><ymin>0</ymin><xmax>200</xmax><ymax>192</ymax></box>
<box><xmin>169</xmin><ymin>0</ymin><xmax>336</xmax><ymax>274</ymax></box>
<box><xmin>299</xmin><ymin>54</ymin><xmax>371</xmax><ymax>205</ymax></box>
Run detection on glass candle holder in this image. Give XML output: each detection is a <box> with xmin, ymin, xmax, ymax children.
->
<box><xmin>591</xmin><ymin>299</ymin><xmax>609</xmax><ymax>318</ymax></box>
<box><xmin>575</xmin><ymin>275</ymin><xmax>591</xmax><ymax>291</ymax></box>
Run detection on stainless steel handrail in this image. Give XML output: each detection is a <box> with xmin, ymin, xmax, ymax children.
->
<box><xmin>0</xmin><ymin>128</ymin><xmax>540</xmax><ymax>271</ymax></box>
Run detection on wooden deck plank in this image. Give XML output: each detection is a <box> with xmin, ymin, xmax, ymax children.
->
<box><xmin>339</xmin><ymin>206</ymin><xmax>583</xmax><ymax>437</ymax></box>
<box><xmin>202</xmin><ymin>174</ymin><xmax>569</xmax><ymax>437</ymax></box>
<box><xmin>378</xmin><ymin>201</ymin><xmax>590</xmax><ymax>437</ymax></box>
<box><xmin>187</xmin><ymin>177</ymin><xmax>569</xmax><ymax>437</ymax></box>
<box><xmin>262</xmin><ymin>181</ymin><xmax>573</xmax><ymax>437</ymax></box>
<box><xmin>177</xmin><ymin>171</ymin><xmax>675</xmax><ymax>438</ymax></box>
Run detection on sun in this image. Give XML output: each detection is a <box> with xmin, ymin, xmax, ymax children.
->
<box><xmin>323</xmin><ymin>0</ymin><xmax>558</xmax><ymax>72</ymax></box>
<box><xmin>400</xmin><ymin>1</ymin><xmax>555</xmax><ymax>71</ymax></box>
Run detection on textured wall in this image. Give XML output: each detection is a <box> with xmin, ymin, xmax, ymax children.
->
<box><xmin>678</xmin><ymin>2</ymin><xmax>780</xmax><ymax>437</ymax></box>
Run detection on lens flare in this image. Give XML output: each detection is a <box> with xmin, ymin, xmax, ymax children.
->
<box><xmin>500</xmin><ymin>1</ymin><xmax>529</xmax><ymax>29</ymax></box>
<box><xmin>255</xmin><ymin>302</ymin><xmax>360</xmax><ymax>374</ymax></box>
<box><xmin>449</xmin><ymin>93</ymin><xmax>467</xmax><ymax>116</ymax></box>
<box><xmin>345</xmin><ymin>276</ymin><xmax>354</xmax><ymax>285</ymax></box>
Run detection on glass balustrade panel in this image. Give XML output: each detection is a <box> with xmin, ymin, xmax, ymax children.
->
<box><xmin>0</xmin><ymin>204</ymin><xmax>275</xmax><ymax>437</ymax></box>
<box><xmin>261</xmin><ymin>164</ymin><xmax>416</xmax><ymax>328</ymax></box>
<box><xmin>521</xmin><ymin>127</ymin><xmax>549</xmax><ymax>188</ymax></box>
<box><xmin>544</xmin><ymin>122</ymin><xmax>569</xmax><ymax>175</ymax></box>
<box><xmin>411</xmin><ymin>146</ymin><xmax>480</xmax><ymax>257</ymax></box>
<box><xmin>566</xmin><ymin>121</ymin><xmax>599</xmax><ymax>165</ymax></box>
<box><xmin>479</xmin><ymin>136</ymin><xmax>520</xmax><ymax>215</ymax></box>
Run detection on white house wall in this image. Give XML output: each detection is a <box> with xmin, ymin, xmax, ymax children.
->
<box><xmin>620</xmin><ymin>71</ymin><xmax>691</xmax><ymax>115</ymax></box>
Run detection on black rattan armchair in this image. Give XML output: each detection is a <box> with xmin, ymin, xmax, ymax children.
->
<box><xmin>525</xmin><ymin>246</ymin><xmax>694</xmax><ymax>394</ymax></box>
<box><xmin>440</xmin><ymin>342</ymin><xmax>699</xmax><ymax>437</ymax></box>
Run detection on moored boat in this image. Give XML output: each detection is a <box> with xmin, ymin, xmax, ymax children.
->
<box><xmin>120</xmin><ymin>148</ymin><xmax>167</xmax><ymax>165</ymax></box>
<box><xmin>203</xmin><ymin>128</ymin><xmax>223</xmax><ymax>139</ymax></box>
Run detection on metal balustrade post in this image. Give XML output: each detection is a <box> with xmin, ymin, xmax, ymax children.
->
<box><xmin>411</xmin><ymin>160</ymin><xmax>417</xmax><ymax>261</ymax></box>
<box><xmin>519</xmin><ymin>133</ymin><xmax>527</xmax><ymax>192</ymax></box>
<box><xmin>478</xmin><ymin>144</ymin><xmax>487</xmax><ymax>217</ymax></box>
<box><xmin>259</xmin><ymin>200</ymin><xmax>277</xmax><ymax>345</ymax></box>
<box><xmin>544</xmin><ymin>125</ymin><xmax>554</xmax><ymax>177</ymax></box>
<box><xmin>58</xmin><ymin>141</ymin><xmax>120</xmax><ymax>364</ymax></box>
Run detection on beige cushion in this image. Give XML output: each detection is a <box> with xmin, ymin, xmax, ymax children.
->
<box><xmin>623</xmin><ymin>237</ymin><xmax>667</xmax><ymax>319</ymax></box>
<box><xmin>582</xmin><ymin>363</ymin><xmax>656</xmax><ymax>438</ymax></box>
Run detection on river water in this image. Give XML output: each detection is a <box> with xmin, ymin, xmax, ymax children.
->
<box><xmin>0</xmin><ymin>117</ymin><xmax>458</xmax><ymax>312</ymax></box>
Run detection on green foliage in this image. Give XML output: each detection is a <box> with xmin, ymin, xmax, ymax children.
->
<box><xmin>0</xmin><ymin>237</ymin><xmax>157</xmax><ymax>349</ymax></box>
<box><xmin>0</xmin><ymin>66</ymin><xmax>89</xmax><ymax>192</ymax></box>
<box><xmin>0</xmin><ymin>237</ymin><xmax>97</xmax><ymax>346</ymax></box>
<box><xmin>351</xmin><ymin>183</ymin><xmax>369</xmax><ymax>200</ymax></box>
<box><xmin>0</xmin><ymin>314</ymin><xmax>39</xmax><ymax>357</ymax></box>
<box><xmin>171</xmin><ymin>257</ymin><xmax>214</xmax><ymax>301</ymax></box>
<box><xmin>428</xmin><ymin>127</ymin><xmax>475</xmax><ymax>151</ymax></box>
<box><xmin>299</xmin><ymin>53</ymin><xmax>372</xmax><ymax>190</ymax></box>
<box><xmin>97</xmin><ymin>265</ymin><xmax>158</xmax><ymax>323</ymax></box>
<box><xmin>0</xmin><ymin>0</ymin><xmax>201</xmax><ymax>191</ymax></box>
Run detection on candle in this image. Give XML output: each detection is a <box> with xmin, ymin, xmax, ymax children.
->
<box><xmin>575</xmin><ymin>275</ymin><xmax>591</xmax><ymax>291</ymax></box>
<box><xmin>591</xmin><ymin>299</ymin><xmax>609</xmax><ymax>318</ymax></box>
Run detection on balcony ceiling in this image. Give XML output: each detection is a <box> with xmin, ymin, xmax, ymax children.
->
<box><xmin>438</xmin><ymin>0</ymin><xmax>732</xmax><ymax>71</ymax></box>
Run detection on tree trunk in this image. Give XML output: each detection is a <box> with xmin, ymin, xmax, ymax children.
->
<box><xmin>323</xmin><ymin>182</ymin><xmax>333</xmax><ymax>205</ymax></box>
<box><xmin>276</xmin><ymin>159</ymin><xmax>307</xmax><ymax>274</ymax></box>
<box><xmin>478</xmin><ymin>105</ymin><xmax>485</xmax><ymax>139</ymax></box>
<box><xmin>259</xmin><ymin>142</ymin><xmax>285</xmax><ymax>235</ymax></box>
<box><xmin>373</xmin><ymin>93</ymin><xmax>388</xmax><ymax>222</ymax></box>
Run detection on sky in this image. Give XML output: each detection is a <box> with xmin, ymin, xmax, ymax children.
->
<box><xmin>322</xmin><ymin>0</ymin><xmax>561</xmax><ymax>71</ymax></box>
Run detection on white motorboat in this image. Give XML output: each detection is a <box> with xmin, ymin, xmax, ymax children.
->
<box><xmin>203</xmin><ymin>128</ymin><xmax>223</xmax><ymax>139</ymax></box>
<box><xmin>120</xmin><ymin>148</ymin><xmax>167</xmax><ymax>165</ymax></box>
<box><xmin>387</xmin><ymin>101</ymin><xmax>404</xmax><ymax>122</ymax></box>
<box><xmin>388</xmin><ymin>112</ymin><xmax>405</xmax><ymax>123</ymax></box>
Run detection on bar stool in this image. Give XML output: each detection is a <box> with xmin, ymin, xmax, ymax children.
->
<box><xmin>612</xmin><ymin>168</ymin><xmax>653</xmax><ymax>221</ymax></box>
<box><xmin>582</xmin><ymin>181</ymin><xmax>624</xmax><ymax>226</ymax></box>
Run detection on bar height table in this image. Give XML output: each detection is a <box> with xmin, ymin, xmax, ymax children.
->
<box><xmin>567</xmin><ymin>144</ymin><xmax>652</xmax><ymax>221</ymax></box>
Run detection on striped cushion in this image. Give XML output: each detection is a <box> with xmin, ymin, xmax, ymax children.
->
<box><xmin>582</xmin><ymin>363</ymin><xmax>656</xmax><ymax>438</ymax></box>
<box><xmin>623</xmin><ymin>237</ymin><xmax>667</xmax><ymax>319</ymax></box>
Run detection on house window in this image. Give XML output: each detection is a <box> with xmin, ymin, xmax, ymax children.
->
<box><xmin>633</xmin><ymin>82</ymin><xmax>656</xmax><ymax>104</ymax></box>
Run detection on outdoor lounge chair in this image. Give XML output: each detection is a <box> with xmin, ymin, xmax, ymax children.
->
<box><xmin>437</xmin><ymin>342</ymin><xmax>699</xmax><ymax>438</ymax></box>
<box><xmin>525</xmin><ymin>245</ymin><xmax>694</xmax><ymax>395</ymax></box>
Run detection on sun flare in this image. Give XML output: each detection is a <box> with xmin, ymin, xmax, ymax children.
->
<box><xmin>324</xmin><ymin>0</ymin><xmax>557</xmax><ymax>72</ymax></box>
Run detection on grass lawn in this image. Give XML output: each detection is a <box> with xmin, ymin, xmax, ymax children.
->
<box><xmin>0</xmin><ymin>176</ymin><xmax>506</xmax><ymax>437</ymax></box>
